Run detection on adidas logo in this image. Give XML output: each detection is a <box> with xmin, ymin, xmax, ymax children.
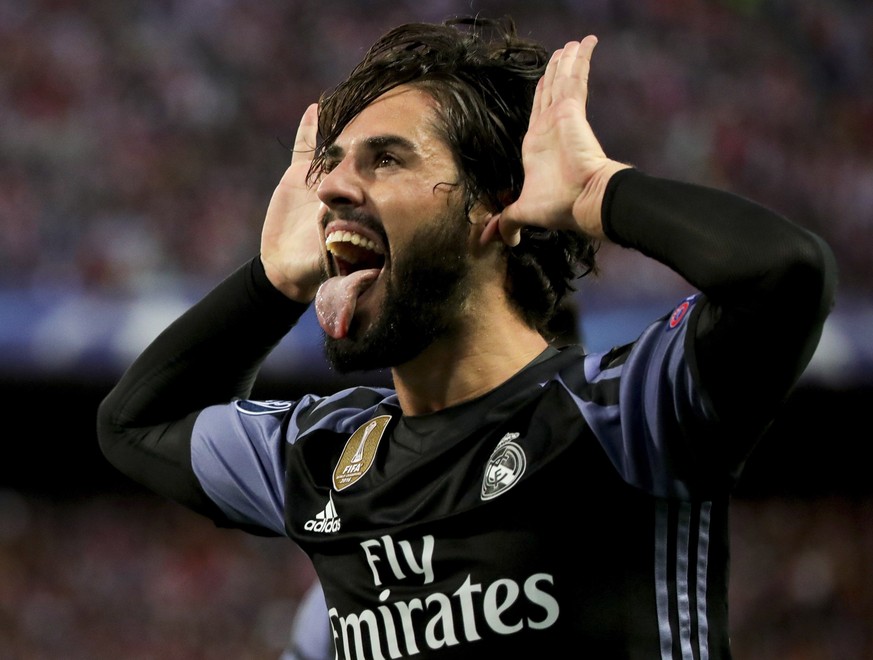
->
<box><xmin>304</xmin><ymin>492</ymin><xmax>341</xmax><ymax>534</ymax></box>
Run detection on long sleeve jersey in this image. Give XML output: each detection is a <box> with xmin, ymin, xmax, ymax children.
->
<box><xmin>97</xmin><ymin>169</ymin><xmax>836</xmax><ymax>659</ymax></box>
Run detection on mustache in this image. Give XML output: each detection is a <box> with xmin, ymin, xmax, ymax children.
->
<box><xmin>322</xmin><ymin>208</ymin><xmax>386</xmax><ymax>240</ymax></box>
<box><xmin>320</xmin><ymin>208</ymin><xmax>388</xmax><ymax>281</ymax></box>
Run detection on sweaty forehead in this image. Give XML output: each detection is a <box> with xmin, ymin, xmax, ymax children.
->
<box><xmin>328</xmin><ymin>85</ymin><xmax>447</xmax><ymax>154</ymax></box>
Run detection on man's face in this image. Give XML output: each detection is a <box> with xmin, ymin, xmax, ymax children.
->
<box><xmin>314</xmin><ymin>85</ymin><xmax>474</xmax><ymax>372</ymax></box>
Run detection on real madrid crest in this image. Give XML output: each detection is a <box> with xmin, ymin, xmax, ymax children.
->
<box><xmin>481</xmin><ymin>432</ymin><xmax>527</xmax><ymax>500</ymax></box>
<box><xmin>333</xmin><ymin>415</ymin><xmax>391</xmax><ymax>491</ymax></box>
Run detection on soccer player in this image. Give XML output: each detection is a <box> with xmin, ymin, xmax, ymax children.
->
<box><xmin>97</xmin><ymin>17</ymin><xmax>836</xmax><ymax>658</ymax></box>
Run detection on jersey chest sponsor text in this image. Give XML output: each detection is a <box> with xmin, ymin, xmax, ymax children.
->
<box><xmin>327</xmin><ymin>533</ymin><xmax>559</xmax><ymax>658</ymax></box>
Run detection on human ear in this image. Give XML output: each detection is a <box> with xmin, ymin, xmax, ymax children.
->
<box><xmin>477</xmin><ymin>214</ymin><xmax>502</xmax><ymax>246</ymax></box>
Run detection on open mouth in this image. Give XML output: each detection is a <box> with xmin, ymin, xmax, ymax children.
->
<box><xmin>316</xmin><ymin>224</ymin><xmax>387</xmax><ymax>340</ymax></box>
<box><xmin>325</xmin><ymin>229</ymin><xmax>386</xmax><ymax>277</ymax></box>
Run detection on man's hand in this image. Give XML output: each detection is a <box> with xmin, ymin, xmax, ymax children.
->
<box><xmin>491</xmin><ymin>36</ymin><xmax>630</xmax><ymax>246</ymax></box>
<box><xmin>261</xmin><ymin>103</ymin><xmax>326</xmax><ymax>303</ymax></box>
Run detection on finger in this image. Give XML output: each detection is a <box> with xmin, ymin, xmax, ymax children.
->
<box><xmin>539</xmin><ymin>47</ymin><xmax>563</xmax><ymax>110</ymax></box>
<box><xmin>577</xmin><ymin>34</ymin><xmax>598</xmax><ymax>68</ymax></box>
<box><xmin>496</xmin><ymin>212</ymin><xmax>522</xmax><ymax>248</ymax></box>
<box><xmin>529</xmin><ymin>77</ymin><xmax>545</xmax><ymax>126</ymax></box>
<box><xmin>555</xmin><ymin>40</ymin><xmax>581</xmax><ymax>83</ymax></box>
<box><xmin>552</xmin><ymin>40</ymin><xmax>584</xmax><ymax>103</ymax></box>
<box><xmin>547</xmin><ymin>41</ymin><xmax>578</xmax><ymax>104</ymax></box>
<box><xmin>573</xmin><ymin>35</ymin><xmax>598</xmax><ymax>112</ymax></box>
<box><xmin>548</xmin><ymin>37</ymin><xmax>598</xmax><ymax>108</ymax></box>
<box><xmin>477</xmin><ymin>211</ymin><xmax>522</xmax><ymax>247</ymax></box>
<box><xmin>292</xmin><ymin>103</ymin><xmax>319</xmax><ymax>164</ymax></box>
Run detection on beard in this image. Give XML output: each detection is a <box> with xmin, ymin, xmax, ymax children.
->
<box><xmin>324</xmin><ymin>205</ymin><xmax>472</xmax><ymax>373</ymax></box>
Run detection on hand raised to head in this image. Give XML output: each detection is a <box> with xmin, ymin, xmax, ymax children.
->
<box><xmin>261</xmin><ymin>103</ymin><xmax>327</xmax><ymax>303</ymax></box>
<box><xmin>487</xmin><ymin>36</ymin><xmax>630</xmax><ymax>247</ymax></box>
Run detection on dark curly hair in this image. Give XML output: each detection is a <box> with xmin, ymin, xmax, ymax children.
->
<box><xmin>311</xmin><ymin>16</ymin><xmax>598</xmax><ymax>339</ymax></box>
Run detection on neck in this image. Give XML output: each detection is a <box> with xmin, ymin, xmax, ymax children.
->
<box><xmin>391</xmin><ymin>310</ymin><xmax>549</xmax><ymax>416</ymax></box>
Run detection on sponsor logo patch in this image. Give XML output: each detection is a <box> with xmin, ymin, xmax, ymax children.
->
<box><xmin>333</xmin><ymin>415</ymin><xmax>391</xmax><ymax>491</ymax></box>
<box><xmin>481</xmin><ymin>432</ymin><xmax>527</xmax><ymax>500</ymax></box>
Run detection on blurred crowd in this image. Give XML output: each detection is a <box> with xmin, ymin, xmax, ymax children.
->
<box><xmin>1</xmin><ymin>0</ymin><xmax>871</xmax><ymax>299</ymax></box>
<box><xmin>0</xmin><ymin>490</ymin><xmax>317</xmax><ymax>659</ymax></box>
<box><xmin>0</xmin><ymin>490</ymin><xmax>869</xmax><ymax>659</ymax></box>
<box><xmin>729</xmin><ymin>495</ymin><xmax>873</xmax><ymax>660</ymax></box>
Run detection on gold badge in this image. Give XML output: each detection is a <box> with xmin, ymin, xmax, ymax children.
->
<box><xmin>333</xmin><ymin>415</ymin><xmax>391</xmax><ymax>491</ymax></box>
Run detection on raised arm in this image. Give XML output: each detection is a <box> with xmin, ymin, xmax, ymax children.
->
<box><xmin>96</xmin><ymin>105</ymin><xmax>326</xmax><ymax>514</ymax></box>
<box><xmin>261</xmin><ymin>103</ymin><xmax>327</xmax><ymax>303</ymax></box>
<box><xmin>491</xmin><ymin>35</ymin><xmax>629</xmax><ymax>245</ymax></box>
<box><xmin>495</xmin><ymin>35</ymin><xmax>836</xmax><ymax>435</ymax></box>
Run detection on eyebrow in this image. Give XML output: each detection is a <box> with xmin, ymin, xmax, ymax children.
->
<box><xmin>323</xmin><ymin>134</ymin><xmax>418</xmax><ymax>161</ymax></box>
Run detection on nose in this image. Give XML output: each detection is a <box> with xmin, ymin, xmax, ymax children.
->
<box><xmin>316</xmin><ymin>158</ymin><xmax>365</xmax><ymax>209</ymax></box>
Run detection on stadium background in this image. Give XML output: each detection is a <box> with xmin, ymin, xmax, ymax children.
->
<box><xmin>1</xmin><ymin>0</ymin><xmax>871</xmax><ymax>657</ymax></box>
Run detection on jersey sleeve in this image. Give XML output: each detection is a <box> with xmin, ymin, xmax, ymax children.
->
<box><xmin>280</xmin><ymin>581</ymin><xmax>333</xmax><ymax>660</ymax></box>
<box><xmin>568</xmin><ymin>296</ymin><xmax>716</xmax><ymax>500</ymax></box>
<box><xmin>190</xmin><ymin>397</ymin><xmax>320</xmax><ymax>536</ymax></box>
<box><xmin>188</xmin><ymin>385</ymin><xmax>396</xmax><ymax>534</ymax></box>
<box><xmin>96</xmin><ymin>256</ymin><xmax>310</xmax><ymax>526</ymax></box>
<box><xmin>602</xmin><ymin>169</ymin><xmax>836</xmax><ymax>444</ymax></box>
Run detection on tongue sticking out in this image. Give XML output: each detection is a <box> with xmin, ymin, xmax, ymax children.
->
<box><xmin>315</xmin><ymin>269</ymin><xmax>380</xmax><ymax>339</ymax></box>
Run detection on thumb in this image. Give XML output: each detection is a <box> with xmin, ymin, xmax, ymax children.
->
<box><xmin>497</xmin><ymin>203</ymin><xmax>524</xmax><ymax>247</ymax></box>
<box><xmin>479</xmin><ymin>212</ymin><xmax>522</xmax><ymax>247</ymax></box>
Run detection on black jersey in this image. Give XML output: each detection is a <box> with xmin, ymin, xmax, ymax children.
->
<box><xmin>97</xmin><ymin>169</ymin><xmax>836</xmax><ymax>659</ymax></box>
<box><xmin>192</xmin><ymin>308</ymin><xmax>728</xmax><ymax>658</ymax></box>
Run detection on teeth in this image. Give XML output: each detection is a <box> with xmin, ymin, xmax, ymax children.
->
<box><xmin>325</xmin><ymin>231</ymin><xmax>382</xmax><ymax>254</ymax></box>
